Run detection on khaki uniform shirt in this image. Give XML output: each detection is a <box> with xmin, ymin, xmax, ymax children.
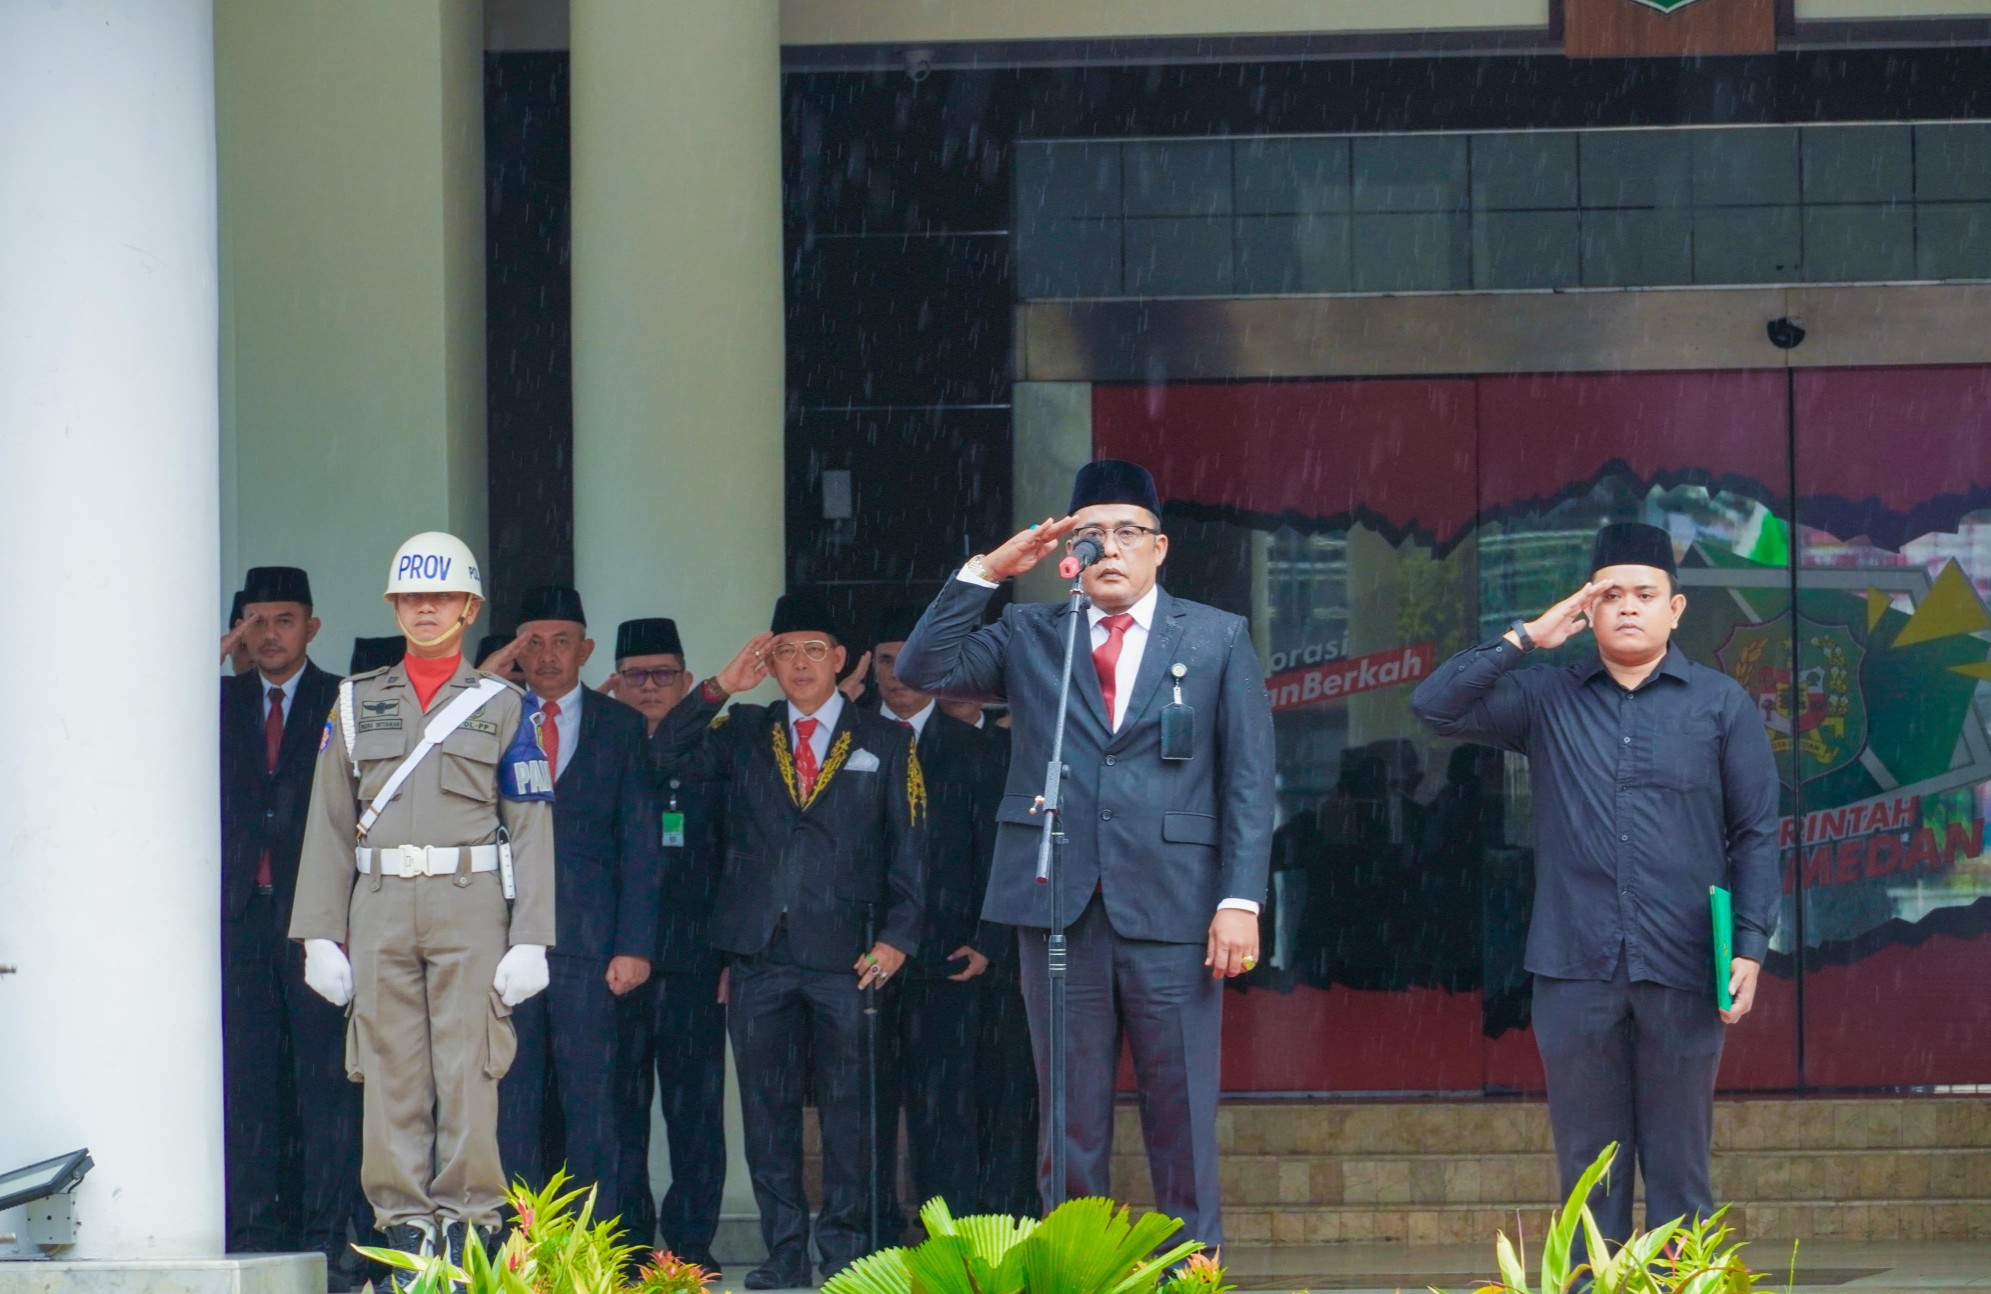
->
<box><xmin>289</xmin><ymin>658</ymin><xmax>556</xmax><ymax>946</ymax></box>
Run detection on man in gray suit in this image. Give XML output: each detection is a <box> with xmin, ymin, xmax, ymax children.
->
<box><xmin>896</xmin><ymin>459</ymin><xmax>1276</xmax><ymax>1247</ymax></box>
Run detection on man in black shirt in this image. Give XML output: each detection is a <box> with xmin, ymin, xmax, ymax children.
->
<box><xmin>1411</xmin><ymin>521</ymin><xmax>1779</xmax><ymax>1248</ymax></box>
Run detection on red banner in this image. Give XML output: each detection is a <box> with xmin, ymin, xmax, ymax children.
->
<box><xmin>1266</xmin><ymin>642</ymin><xmax>1435</xmax><ymax>712</ymax></box>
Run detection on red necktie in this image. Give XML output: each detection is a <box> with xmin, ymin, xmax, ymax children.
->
<box><xmin>1093</xmin><ymin>613</ymin><xmax>1135</xmax><ymax>729</ymax></box>
<box><xmin>256</xmin><ymin>686</ymin><xmax>283</xmax><ymax>889</ymax></box>
<box><xmin>794</xmin><ymin>717</ymin><xmax>820</xmax><ymax>800</ymax></box>
<box><xmin>539</xmin><ymin>699</ymin><xmax>562</xmax><ymax>781</ymax></box>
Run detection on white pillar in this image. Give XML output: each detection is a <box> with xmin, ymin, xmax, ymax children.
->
<box><xmin>570</xmin><ymin>0</ymin><xmax>786</xmax><ymax>682</ymax></box>
<box><xmin>569</xmin><ymin>1</ymin><xmax>786</xmax><ymax>1236</ymax></box>
<box><xmin>0</xmin><ymin>0</ymin><xmax>223</xmax><ymax>1260</ymax></box>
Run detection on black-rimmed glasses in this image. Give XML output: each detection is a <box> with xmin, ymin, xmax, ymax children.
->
<box><xmin>1072</xmin><ymin>523</ymin><xmax>1161</xmax><ymax>548</ymax></box>
<box><xmin>621</xmin><ymin>666</ymin><xmax>684</xmax><ymax>688</ymax></box>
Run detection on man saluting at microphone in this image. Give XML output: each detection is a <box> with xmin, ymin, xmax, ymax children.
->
<box><xmin>896</xmin><ymin>459</ymin><xmax>1276</xmax><ymax>1248</ymax></box>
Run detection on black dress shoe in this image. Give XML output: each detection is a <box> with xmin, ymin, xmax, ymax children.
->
<box><xmin>743</xmin><ymin>1257</ymin><xmax>811</xmax><ymax>1289</ymax></box>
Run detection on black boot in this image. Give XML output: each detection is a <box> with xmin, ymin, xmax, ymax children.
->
<box><xmin>380</xmin><ymin>1218</ymin><xmax>437</xmax><ymax>1260</ymax></box>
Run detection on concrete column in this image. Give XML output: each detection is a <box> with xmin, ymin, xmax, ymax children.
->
<box><xmin>0</xmin><ymin>0</ymin><xmax>222</xmax><ymax>1259</ymax></box>
<box><xmin>569</xmin><ymin>0</ymin><xmax>786</xmax><ymax>1239</ymax></box>
<box><xmin>570</xmin><ymin>0</ymin><xmax>786</xmax><ymax>683</ymax></box>
<box><xmin>215</xmin><ymin>0</ymin><xmax>487</xmax><ymax>648</ymax></box>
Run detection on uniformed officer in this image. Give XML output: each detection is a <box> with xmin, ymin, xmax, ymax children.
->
<box><xmin>290</xmin><ymin>532</ymin><xmax>557</xmax><ymax>1262</ymax></box>
<box><xmin>651</xmin><ymin>590</ymin><xmax>925</xmax><ymax>1289</ymax></box>
<box><xmin>606</xmin><ymin>617</ymin><xmax>729</xmax><ymax>1272</ymax></box>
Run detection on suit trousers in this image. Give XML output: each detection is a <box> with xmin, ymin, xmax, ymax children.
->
<box><xmin>729</xmin><ymin>926</ymin><xmax>886</xmax><ymax>1272</ymax></box>
<box><xmin>347</xmin><ymin>872</ymin><xmax>516</xmax><ymax>1229</ymax></box>
<box><xmin>498</xmin><ymin>955</ymin><xmax>622</xmax><ymax>1217</ymax></box>
<box><xmin>1532</xmin><ymin>954</ymin><xmax>1726</xmax><ymax>1248</ymax></box>
<box><xmin>1018</xmin><ymin>896</ymin><xmax>1224</xmax><ymax>1246</ymax></box>
<box><xmin>887</xmin><ymin>977</ymin><xmax>984</xmax><ymax>1221</ymax></box>
<box><xmin>613</xmin><ymin>963</ymin><xmax>729</xmax><ymax>1257</ymax></box>
<box><xmin>223</xmin><ymin>895</ymin><xmax>366</xmax><ymax>1259</ymax></box>
<box><xmin>973</xmin><ymin>958</ymin><xmax>1041</xmax><ymax>1218</ymax></box>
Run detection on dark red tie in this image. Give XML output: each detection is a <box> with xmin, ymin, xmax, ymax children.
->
<box><xmin>1093</xmin><ymin>613</ymin><xmax>1135</xmax><ymax>728</ymax></box>
<box><xmin>256</xmin><ymin>686</ymin><xmax>283</xmax><ymax>889</ymax></box>
<box><xmin>794</xmin><ymin>718</ymin><xmax>820</xmax><ymax>800</ymax></box>
<box><xmin>539</xmin><ymin>700</ymin><xmax>562</xmax><ymax>781</ymax></box>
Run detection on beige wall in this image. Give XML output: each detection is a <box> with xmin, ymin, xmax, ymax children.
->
<box><xmin>216</xmin><ymin>0</ymin><xmax>486</xmax><ymax>654</ymax></box>
<box><xmin>1795</xmin><ymin>0</ymin><xmax>1991</xmax><ymax>14</ymax></box>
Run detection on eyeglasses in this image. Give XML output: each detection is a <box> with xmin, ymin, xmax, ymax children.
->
<box><xmin>771</xmin><ymin>640</ymin><xmax>832</xmax><ymax>663</ymax></box>
<box><xmin>620</xmin><ymin>666</ymin><xmax>683</xmax><ymax>688</ymax></box>
<box><xmin>1072</xmin><ymin>524</ymin><xmax>1161</xmax><ymax>549</ymax></box>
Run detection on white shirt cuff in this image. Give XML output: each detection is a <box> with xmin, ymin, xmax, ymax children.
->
<box><xmin>1216</xmin><ymin>898</ymin><xmax>1261</xmax><ymax>916</ymax></box>
<box><xmin>956</xmin><ymin>564</ymin><xmax>998</xmax><ymax>589</ymax></box>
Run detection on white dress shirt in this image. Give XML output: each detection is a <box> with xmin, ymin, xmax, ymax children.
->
<box><xmin>787</xmin><ymin>690</ymin><xmax>845</xmax><ymax>765</ymax></box>
<box><xmin>957</xmin><ymin>564</ymin><xmax>1259</xmax><ymax>917</ymax></box>
<box><xmin>260</xmin><ymin>666</ymin><xmax>303</xmax><ymax>726</ymax></box>
<box><xmin>530</xmin><ymin>683</ymin><xmax>584</xmax><ymax>781</ymax></box>
<box><xmin>887</xmin><ymin>698</ymin><xmax>935</xmax><ymax>741</ymax></box>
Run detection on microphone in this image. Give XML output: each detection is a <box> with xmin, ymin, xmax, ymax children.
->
<box><xmin>1058</xmin><ymin>534</ymin><xmax>1105</xmax><ymax>581</ymax></box>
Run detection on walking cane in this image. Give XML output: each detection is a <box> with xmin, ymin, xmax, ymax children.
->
<box><xmin>864</xmin><ymin>908</ymin><xmax>882</xmax><ymax>1254</ymax></box>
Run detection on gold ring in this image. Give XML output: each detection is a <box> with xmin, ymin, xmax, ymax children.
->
<box><xmin>1242</xmin><ymin>956</ymin><xmax>1258</xmax><ymax>969</ymax></box>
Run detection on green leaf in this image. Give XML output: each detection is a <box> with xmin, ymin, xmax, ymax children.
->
<box><xmin>1543</xmin><ymin>1145</ymin><xmax>1617</xmax><ymax>1293</ymax></box>
<box><xmin>820</xmin><ymin>1246</ymin><xmax>912</xmax><ymax>1294</ymax></box>
<box><xmin>1494</xmin><ymin>1233</ymin><xmax>1529</xmax><ymax>1294</ymax></box>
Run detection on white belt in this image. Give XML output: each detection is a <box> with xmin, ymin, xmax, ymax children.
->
<box><xmin>355</xmin><ymin>845</ymin><xmax>501</xmax><ymax>878</ymax></box>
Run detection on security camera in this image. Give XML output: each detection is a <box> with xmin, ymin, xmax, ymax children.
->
<box><xmin>902</xmin><ymin>47</ymin><xmax>934</xmax><ymax>83</ymax></box>
<box><xmin>1766</xmin><ymin>317</ymin><xmax>1807</xmax><ymax>350</ymax></box>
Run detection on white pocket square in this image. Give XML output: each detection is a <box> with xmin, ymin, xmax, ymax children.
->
<box><xmin>846</xmin><ymin>749</ymin><xmax>882</xmax><ymax>773</ymax></box>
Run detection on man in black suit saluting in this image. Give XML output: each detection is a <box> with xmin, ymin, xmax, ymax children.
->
<box><xmin>492</xmin><ymin>586</ymin><xmax>662</xmax><ymax>1221</ymax></box>
<box><xmin>652</xmin><ymin>589</ymin><xmax>926</xmax><ymax>1289</ymax></box>
<box><xmin>896</xmin><ymin>460</ymin><xmax>1277</xmax><ymax>1248</ymax></box>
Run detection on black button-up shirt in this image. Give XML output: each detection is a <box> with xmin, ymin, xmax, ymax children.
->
<box><xmin>1410</xmin><ymin>636</ymin><xmax>1780</xmax><ymax>994</ymax></box>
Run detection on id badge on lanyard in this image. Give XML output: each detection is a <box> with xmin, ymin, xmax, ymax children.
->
<box><xmin>661</xmin><ymin>779</ymin><xmax>686</xmax><ymax>848</ymax></box>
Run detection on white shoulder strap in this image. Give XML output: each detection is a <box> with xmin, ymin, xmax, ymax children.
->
<box><xmin>338</xmin><ymin>679</ymin><xmax>358</xmax><ymax>774</ymax></box>
<box><xmin>356</xmin><ymin>677</ymin><xmax>510</xmax><ymax>840</ymax></box>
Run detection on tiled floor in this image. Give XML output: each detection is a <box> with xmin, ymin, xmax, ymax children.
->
<box><xmin>1221</xmin><ymin>1240</ymin><xmax>1991</xmax><ymax>1294</ymax></box>
<box><xmin>725</xmin><ymin>1240</ymin><xmax>1991</xmax><ymax>1293</ymax></box>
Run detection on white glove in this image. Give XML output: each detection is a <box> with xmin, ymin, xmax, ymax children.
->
<box><xmin>303</xmin><ymin>939</ymin><xmax>354</xmax><ymax>1007</ymax></box>
<box><xmin>493</xmin><ymin>943</ymin><xmax>549</xmax><ymax>1006</ymax></box>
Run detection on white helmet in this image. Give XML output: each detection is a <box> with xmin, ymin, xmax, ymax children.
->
<box><xmin>384</xmin><ymin>531</ymin><xmax>483</xmax><ymax>599</ymax></box>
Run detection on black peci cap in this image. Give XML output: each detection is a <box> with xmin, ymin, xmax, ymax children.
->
<box><xmin>516</xmin><ymin>584</ymin><xmax>587</xmax><ymax>627</ymax></box>
<box><xmin>873</xmin><ymin>603</ymin><xmax>925</xmax><ymax>647</ymax></box>
<box><xmin>350</xmin><ymin>636</ymin><xmax>404</xmax><ymax>674</ymax></box>
<box><xmin>1591</xmin><ymin>522</ymin><xmax>1679</xmax><ymax>577</ymax></box>
<box><xmin>770</xmin><ymin>588</ymin><xmax>840</xmax><ymax>642</ymax></box>
<box><xmin>228</xmin><ymin>590</ymin><xmax>246</xmax><ymax>628</ymax></box>
<box><xmin>242</xmin><ymin>566</ymin><xmax>313</xmax><ymax>607</ymax></box>
<box><xmin>616</xmin><ymin>618</ymin><xmax>683</xmax><ymax>660</ymax></box>
<box><xmin>1069</xmin><ymin>459</ymin><xmax>1162</xmax><ymax>519</ymax></box>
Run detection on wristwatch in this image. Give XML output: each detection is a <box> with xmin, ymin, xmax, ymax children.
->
<box><xmin>964</xmin><ymin>554</ymin><xmax>995</xmax><ymax>583</ymax></box>
<box><xmin>1509</xmin><ymin>618</ymin><xmax>1537</xmax><ymax>652</ymax></box>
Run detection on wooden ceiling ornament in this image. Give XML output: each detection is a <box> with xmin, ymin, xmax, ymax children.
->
<box><xmin>1564</xmin><ymin>0</ymin><xmax>1778</xmax><ymax>57</ymax></box>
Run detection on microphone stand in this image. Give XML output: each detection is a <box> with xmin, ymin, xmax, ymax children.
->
<box><xmin>1032</xmin><ymin>567</ymin><xmax>1090</xmax><ymax>1210</ymax></box>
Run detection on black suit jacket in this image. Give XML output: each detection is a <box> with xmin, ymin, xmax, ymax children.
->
<box><xmin>651</xmin><ymin>767</ymin><xmax>727</xmax><ymax>974</ymax></box>
<box><xmin>904</xmin><ymin>710</ymin><xmax>1004</xmax><ymax>979</ymax></box>
<box><xmin>651</xmin><ymin>691</ymin><xmax>926</xmax><ymax>973</ymax></box>
<box><xmin>897</xmin><ymin>581</ymin><xmax>1276</xmax><ymax>944</ymax></box>
<box><xmin>544</xmin><ymin>692</ymin><xmax>662</xmax><ymax>963</ymax></box>
<box><xmin>220</xmin><ymin>661</ymin><xmax>343</xmax><ymax>926</ymax></box>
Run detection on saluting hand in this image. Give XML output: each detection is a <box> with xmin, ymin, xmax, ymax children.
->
<box><xmin>713</xmin><ymin>632</ymin><xmax>776</xmax><ymax>696</ymax></box>
<box><xmin>219</xmin><ymin>612</ymin><xmax>262</xmax><ymax>665</ymax></box>
<box><xmin>839</xmin><ymin>651</ymin><xmax>872</xmax><ymax>702</ymax></box>
<box><xmin>983</xmin><ymin>516</ymin><xmax>1082</xmax><ymax>581</ymax></box>
<box><xmin>480</xmin><ymin>633</ymin><xmax>527</xmax><ymax>677</ymax></box>
<box><xmin>596</xmin><ymin>672</ymin><xmax>621</xmax><ymax>697</ymax></box>
<box><xmin>1519</xmin><ymin>582</ymin><xmax>1603</xmax><ymax>652</ymax></box>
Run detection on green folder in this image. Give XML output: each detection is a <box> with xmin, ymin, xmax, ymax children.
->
<box><xmin>1710</xmin><ymin>885</ymin><xmax>1734</xmax><ymax>1011</ymax></box>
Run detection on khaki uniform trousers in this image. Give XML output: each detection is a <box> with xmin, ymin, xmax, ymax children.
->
<box><xmin>347</xmin><ymin>868</ymin><xmax>516</xmax><ymax>1228</ymax></box>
